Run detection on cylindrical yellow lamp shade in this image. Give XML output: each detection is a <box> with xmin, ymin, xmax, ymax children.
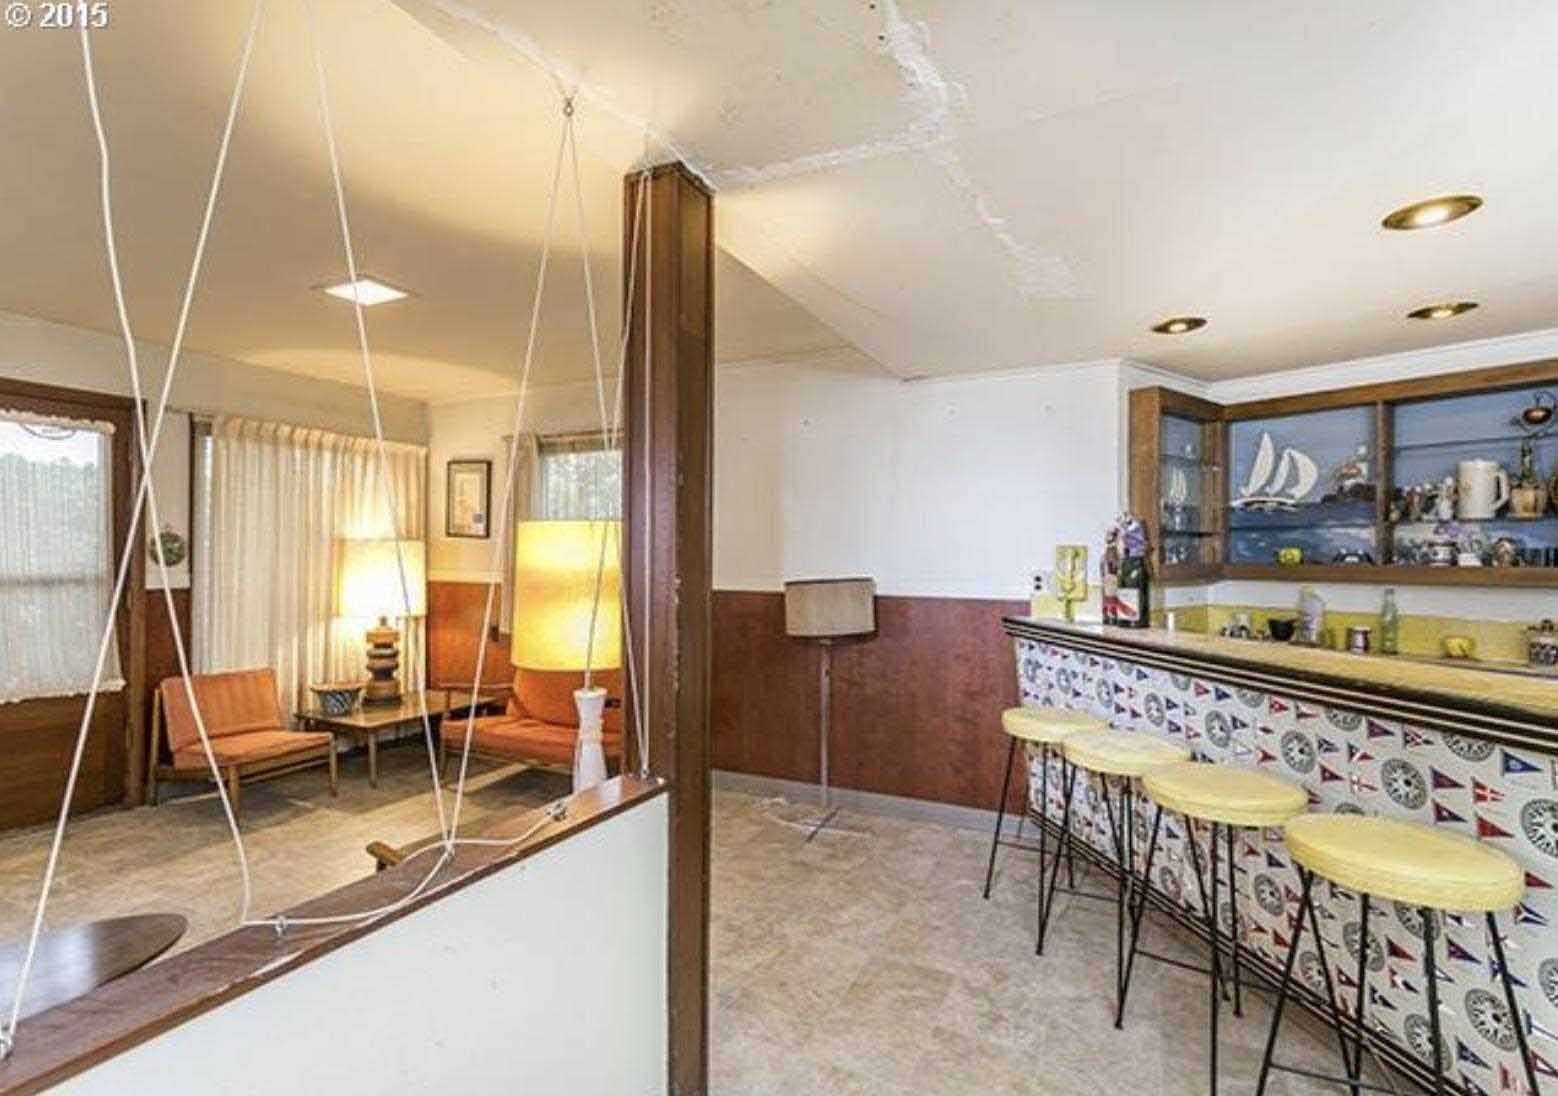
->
<box><xmin>511</xmin><ymin>521</ymin><xmax>622</xmax><ymax>671</ymax></box>
<box><xmin>337</xmin><ymin>538</ymin><xmax>427</xmax><ymax>619</ymax></box>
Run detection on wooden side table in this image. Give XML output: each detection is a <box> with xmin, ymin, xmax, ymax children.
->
<box><xmin>296</xmin><ymin>689</ymin><xmax>501</xmax><ymax>788</ymax></box>
<box><xmin>0</xmin><ymin>914</ymin><xmax>187</xmax><ymax>1022</ymax></box>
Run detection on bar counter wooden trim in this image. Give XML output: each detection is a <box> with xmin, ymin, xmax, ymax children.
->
<box><xmin>0</xmin><ymin>775</ymin><xmax>668</xmax><ymax>1096</ymax></box>
<box><xmin>1004</xmin><ymin>617</ymin><xmax>1558</xmax><ymax>752</ymax></box>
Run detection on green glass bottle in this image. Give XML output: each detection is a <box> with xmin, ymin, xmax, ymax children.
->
<box><xmin>1379</xmin><ymin>587</ymin><xmax>1400</xmax><ymax>656</ymax></box>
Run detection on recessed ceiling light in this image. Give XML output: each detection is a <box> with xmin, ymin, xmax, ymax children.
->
<box><xmin>318</xmin><ymin>276</ymin><xmax>410</xmax><ymax>306</ymax></box>
<box><xmin>1381</xmin><ymin>194</ymin><xmax>1482</xmax><ymax>231</ymax></box>
<box><xmin>1151</xmin><ymin>316</ymin><xmax>1206</xmax><ymax>335</ymax></box>
<box><xmin>1407</xmin><ymin>301</ymin><xmax>1478</xmax><ymax>321</ymax></box>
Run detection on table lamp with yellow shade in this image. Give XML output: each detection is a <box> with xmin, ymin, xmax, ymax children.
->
<box><xmin>512</xmin><ymin>520</ymin><xmax>621</xmax><ymax>791</ymax></box>
<box><xmin>337</xmin><ymin>537</ymin><xmax>427</xmax><ymax>705</ymax></box>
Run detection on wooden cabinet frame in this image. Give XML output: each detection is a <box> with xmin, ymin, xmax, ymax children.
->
<box><xmin>1129</xmin><ymin>357</ymin><xmax>1558</xmax><ymax>587</ymax></box>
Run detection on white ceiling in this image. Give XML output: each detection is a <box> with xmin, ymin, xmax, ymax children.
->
<box><xmin>422</xmin><ymin>0</ymin><xmax>1558</xmax><ymax>381</ymax></box>
<box><xmin>0</xmin><ymin>0</ymin><xmax>852</xmax><ymax>402</ymax></box>
<box><xmin>5</xmin><ymin>1</ymin><xmax>1558</xmax><ymax>398</ymax></box>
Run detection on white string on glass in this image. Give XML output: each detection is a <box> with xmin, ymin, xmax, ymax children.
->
<box><xmin>0</xmin><ymin>0</ymin><xmax>661</xmax><ymax>1057</ymax></box>
<box><xmin>1</xmin><ymin>5</ymin><xmax>268</xmax><ymax>1060</ymax></box>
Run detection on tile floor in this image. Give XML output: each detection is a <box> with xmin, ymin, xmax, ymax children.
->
<box><xmin>0</xmin><ymin>744</ymin><xmax>564</xmax><ymax>954</ymax></box>
<box><xmin>2</xmin><ymin>754</ymin><xmax>1385</xmax><ymax>1095</ymax></box>
<box><xmin>710</xmin><ymin>790</ymin><xmax>1379</xmax><ymax>1096</ymax></box>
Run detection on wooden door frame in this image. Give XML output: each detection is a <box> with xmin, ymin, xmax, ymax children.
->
<box><xmin>622</xmin><ymin>162</ymin><xmax>715</xmax><ymax>1096</ymax></box>
<box><xmin>0</xmin><ymin>376</ymin><xmax>146</xmax><ymax>812</ymax></box>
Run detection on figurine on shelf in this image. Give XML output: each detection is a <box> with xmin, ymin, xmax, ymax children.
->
<box><xmin>1491</xmin><ymin>536</ymin><xmax>1522</xmax><ymax>568</ymax></box>
<box><xmin>1510</xmin><ymin>439</ymin><xmax>1547</xmax><ymax>518</ymax></box>
<box><xmin>1434</xmin><ymin>476</ymin><xmax>1457</xmax><ymax>522</ymax></box>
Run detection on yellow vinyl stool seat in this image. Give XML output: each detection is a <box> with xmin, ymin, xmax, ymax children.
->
<box><xmin>983</xmin><ymin>707</ymin><xmax>1108</xmax><ymax>906</ymax></box>
<box><xmin>1134</xmin><ymin>759</ymin><xmax>1307</xmax><ymax>1091</ymax></box>
<box><xmin>1142</xmin><ymin>762</ymin><xmax>1307</xmax><ymax>829</ymax></box>
<box><xmin>1256</xmin><ymin>811</ymin><xmax>1537</xmax><ymax>1096</ymax></box>
<box><xmin>1062</xmin><ymin>729</ymin><xmax>1189</xmax><ymax>777</ymax></box>
<box><xmin>1283</xmin><ymin>813</ymin><xmax>1523</xmax><ymax>912</ymax></box>
<box><xmin>1002</xmin><ymin>706</ymin><xmax>1107</xmax><ymax>745</ymax></box>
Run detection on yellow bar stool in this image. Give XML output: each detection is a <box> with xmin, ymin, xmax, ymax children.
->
<box><xmin>982</xmin><ymin>706</ymin><xmax>1106</xmax><ymax>905</ymax></box>
<box><xmin>1136</xmin><ymin>762</ymin><xmax>1308</xmax><ymax>1093</ymax></box>
<box><xmin>1053</xmin><ymin>730</ymin><xmax>1188</xmax><ymax>997</ymax></box>
<box><xmin>1256</xmin><ymin>815</ymin><xmax>1540</xmax><ymax>1096</ymax></box>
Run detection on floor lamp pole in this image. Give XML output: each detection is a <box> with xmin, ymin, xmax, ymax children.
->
<box><xmin>807</xmin><ymin>639</ymin><xmax>840</xmax><ymax>842</ymax></box>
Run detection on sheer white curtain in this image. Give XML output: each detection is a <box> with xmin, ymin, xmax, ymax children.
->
<box><xmin>0</xmin><ymin>413</ymin><xmax>123</xmax><ymax>704</ymax></box>
<box><xmin>193</xmin><ymin>416</ymin><xmax>427</xmax><ymax>717</ymax></box>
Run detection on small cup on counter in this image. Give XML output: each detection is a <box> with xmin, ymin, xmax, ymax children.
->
<box><xmin>1441</xmin><ymin>635</ymin><xmax>1477</xmax><ymax>660</ymax></box>
<box><xmin>1345</xmin><ymin>625</ymin><xmax>1372</xmax><ymax>654</ymax></box>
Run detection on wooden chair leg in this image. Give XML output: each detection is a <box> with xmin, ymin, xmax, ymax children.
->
<box><xmin>226</xmin><ymin>766</ymin><xmax>242</xmax><ymax>822</ymax></box>
<box><xmin>328</xmin><ymin>747</ymin><xmax>339</xmax><ymax>797</ymax></box>
<box><xmin>147</xmin><ymin>689</ymin><xmax>163</xmax><ymax>807</ymax></box>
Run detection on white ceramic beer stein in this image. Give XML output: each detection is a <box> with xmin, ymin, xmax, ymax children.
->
<box><xmin>1456</xmin><ymin>459</ymin><xmax>1510</xmax><ymax>520</ymax></box>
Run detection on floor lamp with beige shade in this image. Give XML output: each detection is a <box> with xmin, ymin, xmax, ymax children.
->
<box><xmin>338</xmin><ymin>538</ymin><xmax>427</xmax><ymax>705</ymax></box>
<box><xmin>781</xmin><ymin>577</ymin><xmax>876</xmax><ymax>840</ymax></box>
<box><xmin>512</xmin><ymin>520</ymin><xmax>621</xmax><ymax>792</ymax></box>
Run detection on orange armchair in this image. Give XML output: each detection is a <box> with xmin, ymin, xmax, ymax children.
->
<box><xmin>439</xmin><ymin>667</ymin><xmax>623</xmax><ymax>778</ymax></box>
<box><xmin>149</xmin><ymin>668</ymin><xmax>336</xmax><ymax>817</ymax></box>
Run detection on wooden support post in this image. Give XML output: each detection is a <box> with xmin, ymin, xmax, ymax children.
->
<box><xmin>622</xmin><ymin>162</ymin><xmax>714</xmax><ymax>1096</ymax></box>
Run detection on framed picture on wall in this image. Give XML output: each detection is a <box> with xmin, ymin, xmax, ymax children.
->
<box><xmin>446</xmin><ymin>459</ymin><xmax>492</xmax><ymax>539</ymax></box>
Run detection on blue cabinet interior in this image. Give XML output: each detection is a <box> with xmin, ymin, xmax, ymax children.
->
<box><xmin>1225</xmin><ymin>405</ymin><xmax>1376</xmax><ymax>564</ymax></box>
<box><xmin>1192</xmin><ymin>382</ymin><xmax>1558</xmax><ymax>568</ymax></box>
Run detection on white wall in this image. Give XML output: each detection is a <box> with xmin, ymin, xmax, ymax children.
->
<box><xmin>427</xmin><ymin>380</ymin><xmax>611</xmax><ymax>582</ymax></box>
<box><xmin>714</xmin><ymin>358</ymin><xmax>1133</xmax><ymax>599</ymax></box>
<box><xmin>0</xmin><ymin>310</ymin><xmax>429</xmax><ymax>590</ymax></box>
<box><xmin>58</xmin><ymin>794</ymin><xmax>670</xmax><ymax>1096</ymax></box>
<box><xmin>709</xmin><ymin>325</ymin><xmax>1558</xmax><ymax>611</ymax></box>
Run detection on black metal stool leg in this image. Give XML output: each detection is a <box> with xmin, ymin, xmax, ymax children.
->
<box><xmin>983</xmin><ymin>737</ymin><xmax>1017</xmax><ymax>900</ymax></box>
<box><xmin>1225</xmin><ymin>823</ymin><xmax>1243</xmax><ymax>1018</ymax></box>
<box><xmin>1037</xmin><ymin>760</ymin><xmax>1076</xmax><ymax>955</ymax></box>
<box><xmin>1349</xmin><ymin>894</ymin><xmax>1372</xmax><ymax>1083</ymax></box>
<box><xmin>1208</xmin><ymin>820</ymin><xmax>1222</xmax><ymax>1094</ymax></box>
<box><xmin>1306</xmin><ymin>880</ymin><xmax>1364</xmax><ymax>1094</ymax></box>
<box><xmin>1487</xmin><ymin>911</ymin><xmax>1542</xmax><ymax>1096</ymax></box>
<box><xmin>1186</xmin><ymin>819</ymin><xmax>1229</xmax><ymax>1004</ymax></box>
<box><xmin>1035</xmin><ymin>745</ymin><xmax>1049</xmax><ymax>932</ymax></box>
<box><xmin>1422</xmin><ymin>906</ymin><xmax>1445</xmax><ymax>1096</ymax></box>
<box><xmin>1104</xmin><ymin>778</ymin><xmax>1126</xmax><ymax>1008</ymax></box>
<box><xmin>1256</xmin><ymin>868</ymin><xmax>1317</xmax><ymax>1095</ymax></box>
<box><xmin>1115</xmin><ymin>803</ymin><xmax>1162</xmax><ymax>1030</ymax></box>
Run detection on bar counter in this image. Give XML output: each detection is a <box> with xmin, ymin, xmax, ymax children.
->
<box><xmin>1001</xmin><ymin>615</ymin><xmax>1558</xmax><ymax>1089</ymax></box>
<box><xmin>1005</xmin><ymin>617</ymin><xmax>1558</xmax><ymax>749</ymax></box>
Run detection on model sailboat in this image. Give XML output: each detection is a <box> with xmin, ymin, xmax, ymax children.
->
<box><xmin>1234</xmin><ymin>431</ymin><xmax>1319</xmax><ymax>511</ymax></box>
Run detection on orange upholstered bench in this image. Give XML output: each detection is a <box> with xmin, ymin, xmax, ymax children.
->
<box><xmin>149</xmin><ymin>668</ymin><xmax>336</xmax><ymax>818</ymax></box>
<box><xmin>439</xmin><ymin>668</ymin><xmax>623</xmax><ymax>778</ymax></box>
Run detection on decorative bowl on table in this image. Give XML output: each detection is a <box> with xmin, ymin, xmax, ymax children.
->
<box><xmin>309</xmin><ymin>681</ymin><xmax>364</xmax><ymax>716</ymax></box>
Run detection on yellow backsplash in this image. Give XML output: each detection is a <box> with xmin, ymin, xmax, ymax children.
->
<box><xmin>1156</xmin><ymin>604</ymin><xmax>1534</xmax><ymax>663</ymax></box>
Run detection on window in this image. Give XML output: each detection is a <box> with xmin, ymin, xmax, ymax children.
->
<box><xmin>538</xmin><ymin>433</ymin><xmax>621</xmax><ymax>520</ymax></box>
<box><xmin>0</xmin><ymin>413</ymin><xmax>122</xmax><ymax>703</ymax></box>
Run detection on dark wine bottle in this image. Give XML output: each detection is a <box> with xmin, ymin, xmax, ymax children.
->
<box><xmin>1116</xmin><ymin>554</ymin><xmax>1150</xmax><ymax>629</ymax></box>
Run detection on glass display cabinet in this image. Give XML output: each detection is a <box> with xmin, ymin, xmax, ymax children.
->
<box><xmin>1128</xmin><ymin>388</ymin><xmax>1224</xmax><ymax>581</ymax></box>
<box><xmin>1129</xmin><ymin>361</ymin><xmax>1558</xmax><ymax>586</ymax></box>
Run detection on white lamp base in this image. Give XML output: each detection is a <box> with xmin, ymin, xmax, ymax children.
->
<box><xmin>573</xmin><ymin>686</ymin><xmax>609</xmax><ymax>792</ymax></box>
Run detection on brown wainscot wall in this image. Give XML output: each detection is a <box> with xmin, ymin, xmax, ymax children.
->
<box><xmin>423</xmin><ymin>584</ymin><xmax>1027</xmax><ymax>813</ymax></box>
<box><xmin>711</xmin><ymin>591</ymin><xmax>1026</xmax><ymax>812</ymax></box>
